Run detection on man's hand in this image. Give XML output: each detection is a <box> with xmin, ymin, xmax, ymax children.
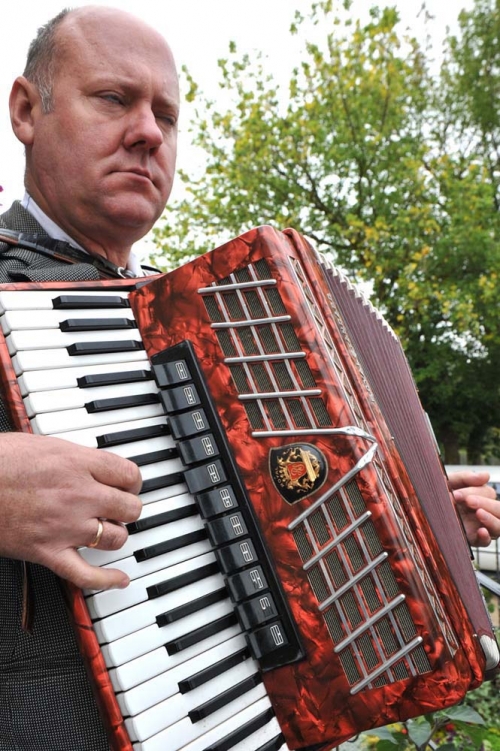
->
<box><xmin>449</xmin><ymin>470</ymin><xmax>499</xmax><ymax>546</ymax></box>
<box><xmin>0</xmin><ymin>432</ymin><xmax>142</xmax><ymax>590</ymax></box>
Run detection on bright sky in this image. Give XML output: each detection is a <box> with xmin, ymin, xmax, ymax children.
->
<box><xmin>0</xmin><ymin>0</ymin><xmax>474</xmax><ymax>252</ymax></box>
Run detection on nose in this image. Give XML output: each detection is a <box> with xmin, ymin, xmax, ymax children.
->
<box><xmin>123</xmin><ymin>105</ymin><xmax>163</xmax><ymax>151</ymax></box>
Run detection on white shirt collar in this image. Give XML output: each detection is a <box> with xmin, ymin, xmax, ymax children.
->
<box><xmin>21</xmin><ymin>192</ymin><xmax>145</xmax><ymax>276</ymax></box>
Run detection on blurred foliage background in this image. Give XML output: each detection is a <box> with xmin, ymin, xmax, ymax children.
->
<box><xmin>152</xmin><ymin>0</ymin><xmax>500</xmax><ymax>465</ymax></box>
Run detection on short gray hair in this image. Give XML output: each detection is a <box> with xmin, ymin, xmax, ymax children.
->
<box><xmin>23</xmin><ymin>8</ymin><xmax>72</xmax><ymax>113</ymax></box>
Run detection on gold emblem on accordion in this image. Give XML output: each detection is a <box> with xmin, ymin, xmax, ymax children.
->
<box><xmin>269</xmin><ymin>443</ymin><xmax>327</xmax><ymax>504</ymax></box>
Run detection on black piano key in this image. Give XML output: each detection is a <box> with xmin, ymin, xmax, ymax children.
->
<box><xmin>196</xmin><ymin>485</ymin><xmax>239</xmax><ymax>519</ymax></box>
<box><xmin>60</xmin><ymin>317</ymin><xmax>137</xmax><ymax>331</ymax></box>
<box><xmin>86</xmin><ymin>393</ymin><xmax>160</xmax><ymax>413</ymax></box>
<box><xmin>255</xmin><ymin>734</ymin><xmax>287</xmax><ymax>751</ymax></box>
<box><xmin>53</xmin><ymin>294</ymin><xmax>130</xmax><ymax>309</ymax></box>
<box><xmin>159</xmin><ymin>383</ymin><xmax>201</xmax><ymax>413</ymax></box>
<box><xmin>77</xmin><ymin>369</ymin><xmax>153</xmax><ymax>388</ymax></box>
<box><xmin>67</xmin><ymin>340</ymin><xmax>144</xmax><ymax>356</ymax></box>
<box><xmin>97</xmin><ymin>423</ymin><xmax>170</xmax><ymax>448</ymax></box>
<box><xmin>127</xmin><ymin>504</ymin><xmax>198</xmax><ymax>534</ymax></box>
<box><xmin>128</xmin><ymin>448</ymin><xmax>178</xmax><ymax>467</ymax></box>
<box><xmin>184</xmin><ymin>460</ymin><xmax>227</xmax><ymax>494</ymax></box>
<box><xmin>237</xmin><ymin>593</ymin><xmax>278</xmax><ymax>630</ymax></box>
<box><xmin>178</xmin><ymin>434</ymin><xmax>219</xmax><ymax>465</ymax></box>
<box><xmin>247</xmin><ymin>621</ymin><xmax>289</xmax><ymax>660</ymax></box>
<box><xmin>152</xmin><ymin>359</ymin><xmax>192</xmax><ymax>387</ymax></box>
<box><xmin>188</xmin><ymin>672</ymin><xmax>262</xmax><ymax>723</ymax></box>
<box><xmin>165</xmin><ymin>612</ymin><xmax>238</xmax><ymax>656</ymax></box>
<box><xmin>206</xmin><ymin>513</ymin><xmax>248</xmax><ymax>547</ymax></box>
<box><xmin>147</xmin><ymin>561</ymin><xmax>220</xmax><ymax>600</ymax></box>
<box><xmin>140</xmin><ymin>472</ymin><xmax>185</xmax><ymax>495</ymax></box>
<box><xmin>168</xmin><ymin>408</ymin><xmax>210</xmax><ymax>439</ymax></box>
<box><xmin>215</xmin><ymin>539</ymin><xmax>258</xmax><ymax>574</ymax></box>
<box><xmin>202</xmin><ymin>708</ymin><xmax>275</xmax><ymax>751</ymax></box>
<box><xmin>226</xmin><ymin>567</ymin><xmax>268</xmax><ymax>602</ymax></box>
<box><xmin>177</xmin><ymin>647</ymin><xmax>249</xmax><ymax>694</ymax></box>
<box><xmin>257</xmin><ymin>733</ymin><xmax>286</xmax><ymax>751</ymax></box>
<box><xmin>156</xmin><ymin>587</ymin><xmax>228</xmax><ymax>626</ymax></box>
<box><xmin>134</xmin><ymin>529</ymin><xmax>207</xmax><ymax>562</ymax></box>
<box><xmin>149</xmin><ymin>443</ymin><xmax>181</xmax><ymax>463</ymax></box>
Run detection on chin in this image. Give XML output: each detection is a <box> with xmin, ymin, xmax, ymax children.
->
<box><xmin>104</xmin><ymin>195</ymin><xmax>163</xmax><ymax>230</ymax></box>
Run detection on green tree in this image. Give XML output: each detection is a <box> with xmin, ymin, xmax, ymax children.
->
<box><xmin>153</xmin><ymin>0</ymin><xmax>500</xmax><ymax>463</ymax></box>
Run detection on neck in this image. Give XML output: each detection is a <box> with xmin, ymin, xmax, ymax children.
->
<box><xmin>22</xmin><ymin>189</ymin><xmax>134</xmax><ymax>269</ymax></box>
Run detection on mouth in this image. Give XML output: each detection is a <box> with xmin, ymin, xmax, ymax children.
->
<box><xmin>118</xmin><ymin>169</ymin><xmax>154</xmax><ymax>183</ymax></box>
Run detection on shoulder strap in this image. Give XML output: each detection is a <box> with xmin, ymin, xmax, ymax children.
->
<box><xmin>0</xmin><ymin>228</ymin><xmax>136</xmax><ymax>279</ymax></box>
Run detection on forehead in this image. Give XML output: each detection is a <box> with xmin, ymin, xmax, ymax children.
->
<box><xmin>55</xmin><ymin>11</ymin><xmax>179</xmax><ymax>100</ymax></box>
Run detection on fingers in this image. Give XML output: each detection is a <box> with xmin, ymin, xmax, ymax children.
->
<box><xmin>476</xmin><ymin>506</ymin><xmax>500</xmax><ymax>540</ymax></box>
<box><xmin>91</xmin><ymin>485</ymin><xmax>142</xmax><ymax>526</ymax></box>
<box><xmin>84</xmin><ymin>518</ymin><xmax>128</xmax><ymax>551</ymax></box>
<box><xmin>455</xmin><ymin>491</ymin><xmax>500</xmax><ymax>547</ymax></box>
<box><xmin>448</xmin><ymin>470</ymin><xmax>491</xmax><ymax>491</ymax></box>
<box><xmin>0</xmin><ymin>433</ymin><xmax>143</xmax><ymax>587</ymax></box>
<box><xmin>455</xmin><ymin>492</ymin><xmax>499</xmax><ymax>514</ymax></box>
<box><xmin>89</xmin><ymin>450</ymin><xmax>143</xmax><ymax>495</ymax></box>
<box><xmin>473</xmin><ymin>527</ymin><xmax>493</xmax><ymax>547</ymax></box>
<box><xmin>52</xmin><ymin>548</ymin><xmax>130</xmax><ymax>591</ymax></box>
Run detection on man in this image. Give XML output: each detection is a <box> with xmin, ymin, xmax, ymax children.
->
<box><xmin>0</xmin><ymin>6</ymin><xmax>179</xmax><ymax>750</ymax></box>
<box><xmin>0</xmin><ymin>6</ymin><xmax>498</xmax><ymax>751</ymax></box>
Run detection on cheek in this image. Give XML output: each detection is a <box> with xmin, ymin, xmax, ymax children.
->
<box><xmin>158</xmin><ymin>143</ymin><xmax>177</xmax><ymax>187</ymax></box>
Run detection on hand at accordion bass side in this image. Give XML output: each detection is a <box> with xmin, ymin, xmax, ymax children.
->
<box><xmin>449</xmin><ymin>470</ymin><xmax>500</xmax><ymax>547</ymax></box>
<box><xmin>0</xmin><ymin>432</ymin><xmax>142</xmax><ymax>589</ymax></box>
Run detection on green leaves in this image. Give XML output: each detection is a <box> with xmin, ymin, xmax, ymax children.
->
<box><xmin>153</xmin><ymin>0</ymin><xmax>500</xmax><ymax>461</ymax></box>
<box><xmin>442</xmin><ymin>706</ymin><xmax>485</xmax><ymax>725</ymax></box>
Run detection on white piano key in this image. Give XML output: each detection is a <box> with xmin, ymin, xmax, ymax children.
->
<box><xmin>18</xmin><ymin>360</ymin><xmax>152</xmax><ymax>394</ymax></box>
<box><xmin>51</xmin><ymin>415</ymin><xmax>169</xmax><ymax>447</ymax></box>
<box><xmin>0</xmin><ymin>289</ymin><xmax>130</xmax><ymax>312</ymax></box>
<box><xmin>123</xmin><ymin>656</ymin><xmax>257</xmax><ymax>740</ymax></box>
<box><xmin>31</xmin><ymin>402</ymin><xmax>164</xmax><ymax>435</ymax></box>
<box><xmin>81</xmin><ymin>509</ymin><xmax>204</xmax><ymax>567</ymax></box>
<box><xmin>86</xmin><ymin>551</ymin><xmax>219</xmax><ymax>619</ymax></box>
<box><xmin>100</xmin><ymin>599</ymin><xmax>235</xmax><ymax>667</ymax></box>
<box><xmin>105</xmin><ymin>434</ymin><xmax>173</xmax><ymax>460</ymax></box>
<box><xmin>139</xmin><ymin>483</ymin><xmax>189</xmax><ymax>513</ymax></box>
<box><xmin>139</xmin><ymin>455</ymin><xmax>184</xmax><ymax>483</ymax></box>
<box><xmin>107</xmin><ymin>540</ymin><xmax>212</xmax><ymax>582</ymax></box>
<box><xmin>112</xmin><ymin>624</ymin><xmax>243</xmax><ymax>697</ymax></box>
<box><xmin>115</xmin><ymin>491</ymin><xmax>192</xmax><ymax>529</ymax></box>
<box><xmin>7</xmin><ymin>327</ymin><xmax>143</xmax><ymax>353</ymax></box>
<box><xmin>93</xmin><ymin>572</ymin><xmax>225</xmax><ymax>643</ymax></box>
<box><xmin>133</xmin><ymin>688</ymin><xmax>270</xmax><ymax>751</ymax></box>
<box><xmin>24</xmin><ymin>379</ymin><xmax>159</xmax><ymax>415</ymax></box>
<box><xmin>13</xmin><ymin>347</ymin><xmax>146</xmax><ymax>373</ymax></box>
<box><xmin>1</xmin><ymin>306</ymin><xmax>137</xmax><ymax>333</ymax></box>
<box><xmin>139</xmin><ymin>481</ymin><xmax>188</xmax><ymax>507</ymax></box>
<box><xmin>118</xmin><ymin>632</ymin><xmax>248</xmax><ymax>717</ymax></box>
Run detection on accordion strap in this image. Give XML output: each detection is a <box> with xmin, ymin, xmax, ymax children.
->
<box><xmin>0</xmin><ymin>228</ymin><xmax>137</xmax><ymax>280</ymax></box>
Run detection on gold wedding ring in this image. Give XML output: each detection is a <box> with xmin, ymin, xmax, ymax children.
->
<box><xmin>88</xmin><ymin>519</ymin><xmax>104</xmax><ymax>549</ymax></box>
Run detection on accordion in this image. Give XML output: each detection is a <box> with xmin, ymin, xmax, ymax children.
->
<box><xmin>0</xmin><ymin>225</ymin><xmax>497</xmax><ymax>751</ymax></box>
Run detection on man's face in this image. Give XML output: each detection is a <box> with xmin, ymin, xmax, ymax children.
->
<box><xmin>26</xmin><ymin>11</ymin><xmax>180</xmax><ymax>249</ymax></box>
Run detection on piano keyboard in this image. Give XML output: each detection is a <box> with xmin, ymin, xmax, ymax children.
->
<box><xmin>0</xmin><ymin>288</ymin><xmax>291</xmax><ymax>751</ymax></box>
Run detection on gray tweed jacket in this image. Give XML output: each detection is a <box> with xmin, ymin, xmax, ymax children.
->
<box><xmin>0</xmin><ymin>202</ymin><xmax>112</xmax><ymax>750</ymax></box>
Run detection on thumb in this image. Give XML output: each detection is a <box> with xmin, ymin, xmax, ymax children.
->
<box><xmin>51</xmin><ymin>549</ymin><xmax>130</xmax><ymax>591</ymax></box>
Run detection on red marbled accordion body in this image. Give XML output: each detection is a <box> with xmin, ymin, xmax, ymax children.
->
<box><xmin>0</xmin><ymin>230</ymin><xmax>495</xmax><ymax>751</ymax></box>
<box><xmin>129</xmin><ymin>227</ymin><xmax>493</xmax><ymax>748</ymax></box>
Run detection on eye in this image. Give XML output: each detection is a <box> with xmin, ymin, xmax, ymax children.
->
<box><xmin>100</xmin><ymin>93</ymin><xmax>124</xmax><ymax>106</ymax></box>
<box><xmin>156</xmin><ymin>112</ymin><xmax>177</xmax><ymax>128</ymax></box>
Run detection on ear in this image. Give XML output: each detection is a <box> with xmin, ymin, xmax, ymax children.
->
<box><xmin>9</xmin><ymin>76</ymin><xmax>42</xmax><ymax>146</ymax></box>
